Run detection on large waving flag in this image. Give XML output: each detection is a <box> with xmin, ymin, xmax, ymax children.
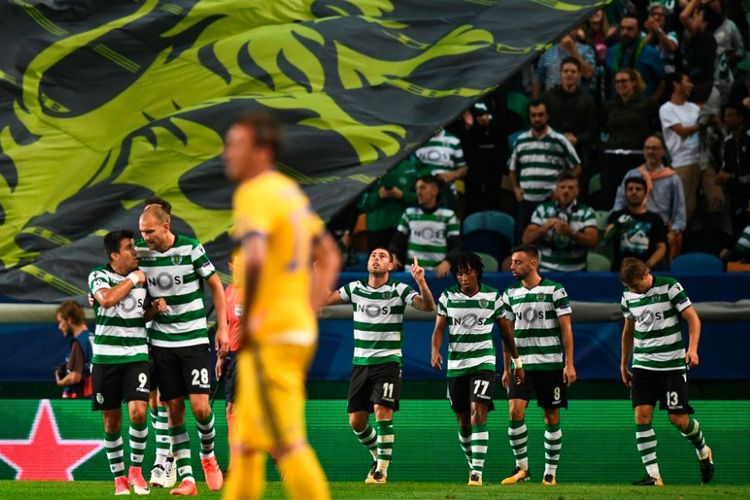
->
<box><xmin>0</xmin><ymin>0</ymin><xmax>603</xmax><ymax>302</ymax></box>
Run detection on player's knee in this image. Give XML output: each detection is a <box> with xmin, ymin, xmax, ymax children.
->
<box><xmin>130</xmin><ymin>406</ymin><xmax>148</xmax><ymax>424</ymax></box>
<box><xmin>192</xmin><ymin>404</ymin><xmax>212</xmax><ymax>421</ymax></box>
<box><xmin>668</xmin><ymin>412</ymin><xmax>688</xmax><ymax>429</ymax></box>
<box><xmin>348</xmin><ymin>413</ymin><xmax>367</xmax><ymax>432</ymax></box>
<box><xmin>508</xmin><ymin>405</ymin><xmax>525</xmax><ymax>421</ymax></box>
<box><xmin>543</xmin><ymin>410</ymin><xmax>559</xmax><ymax>425</ymax></box>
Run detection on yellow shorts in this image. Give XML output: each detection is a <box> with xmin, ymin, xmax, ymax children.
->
<box><xmin>231</xmin><ymin>342</ymin><xmax>315</xmax><ymax>452</ymax></box>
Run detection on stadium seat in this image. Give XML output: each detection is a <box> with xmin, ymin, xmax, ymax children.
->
<box><xmin>506</xmin><ymin>90</ymin><xmax>530</xmax><ymax>127</ymax></box>
<box><xmin>586</xmin><ymin>252</ymin><xmax>611</xmax><ymax>272</ymax></box>
<box><xmin>474</xmin><ymin>252</ymin><xmax>499</xmax><ymax>272</ymax></box>
<box><xmin>594</xmin><ymin>210</ymin><xmax>610</xmax><ymax>233</ymax></box>
<box><xmin>462</xmin><ymin>230</ymin><xmax>512</xmax><ymax>264</ymax></box>
<box><xmin>670</xmin><ymin>252</ymin><xmax>723</xmax><ymax>273</ymax></box>
<box><xmin>463</xmin><ymin>210</ymin><xmax>515</xmax><ymax>245</ymax></box>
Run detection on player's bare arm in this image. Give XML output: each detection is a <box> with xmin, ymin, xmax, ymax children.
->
<box><xmin>498</xmin><ymin>317</ymin><xmax>525</xmax><ymax>384</ymax></box>
<box><xmin>410</xmin><ymin>257</ymin><xmax>436</xmax><ymax>312</ymax></box>
<box><xmin>430</xmin><ymin>314</ymin><xmax>447</xmax><ymax>370</ymax></box>
<box><xmin>311</xmin><ymin>232</ymin><xmax>342</xmax><ymax>312</ymax></box>
<box><xmin>240</xmin><ymin>233</ymin><xmax>268</xmax><ymax>343</ymax></box>
<box><xmin>620</xmin><ymin>317</ymin><xmax>635</xmax><ymax>387</ymax></box>
<box><xmin>94</xmin><ymin>270</ymin><xmax>146</xmax><ymax>308</ymax></box>
<box><xmin>206</xmin><ymin>273</ymin><xmax>229</xmax><ymax>354</ymax></box>
<box><xmin>681</xmin><ymin>306</ymin><xmax>701</xmax><ymax>368</ymax></box>
<box><xmin>559</xmin><ymin>313</ymin><xmax>576</xmax><ymax>386</ymax></box>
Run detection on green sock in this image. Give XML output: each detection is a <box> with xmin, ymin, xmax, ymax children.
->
<box><xmin>458</xmin><ymin>427</ymin><xmax>472</xmax><ymax>469</ymax></box>
<box><xmin>129</xmin><ymin>421</ymin><xmax>148</xmax><ymax>465</ymax></box>
<box><xmin>104</xmin><ymin>431</ymin><xmax>125</xmax><ymax>478</ymax></box>
<box><xmin>470</xmin><ymin>424</ymin><xmax>488</xmax><ymax>475</ymax></box>
<box><xmin>543</xmin><ymin>423</ymin><xmax>562</xmax><ymax>477</ymax></box>
<box><xmin>508</xmin><ymin>419</ymin><xmax>528</xmax><ymax>470</ymax></box>
<box><xmin>196</xmin><ymin>412</ymin><xmax>216</xmax><ymax>459</ymax></box>
<box><xmin>354</xmin><ymin>424</ymin><xmax>378</xmax><ymax>460</ymax></box>
<box><xmin>636</xmin><ymin>424</ymin><xmax>660</xmax><ymax>479</ymax></box>
<box><xmin>170</xmin><ymin>424</ymin><xmax>194</xmax><ymax>481</ymax></box>
<box><xmin>375</xmin><ymin>419</ymin><xmax>394</xmax><ymax>474</ymax></box>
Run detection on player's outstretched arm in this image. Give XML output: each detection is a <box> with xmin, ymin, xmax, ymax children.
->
<box><xmin>681</xmin><ymin>306</ymin><xmax>702</xmax><ymax>368</ymax></box>
<box><xmin>430</xmin><ymin>315</ymin><xmax>447</xmax><ymax>370</ymax></box>
<box><xmin>240</xmin><ymin>233</ymin><xmax>268</xmax><ymax>343</ymax></box>
<box><xmin>410</xmin><ymin>257</ymin><xmax>435</xmax><ymax>312</ymax></box>
<box><xmin>620</xmin><ymin>317</ymin><xmax>635</xmax><ymax>387</ymax></box>
<box><xmin>559</xmin><ymin>314</ymin><xmax>577</xmax><ymax>386</ymax></box>
<box><xmin>498</xmin><ymin>318</ymin><xmax>525</xmax><ymax>384</ymax></box>
<box><xmin>311</xmin><ymin>232</ymin><xmax>342</xmax><ymax>313</ymax></box>
<box><xmin>206</xmin><ymin>273</ymin><xmax>229</xmax><ymax>354</ymax></box>
<box><xmin>93</xmin><ymin>270</ymin><xmax>145</xmax><ymax>308</ymax></box>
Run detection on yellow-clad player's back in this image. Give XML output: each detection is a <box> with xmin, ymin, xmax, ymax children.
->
<box><xmin>232</xmin><ymin>170</ymin><xmax>322</xmax><ymax>344</ymax></box>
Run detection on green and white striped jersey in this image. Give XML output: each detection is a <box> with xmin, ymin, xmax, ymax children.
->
<box><xmin>136</xmin><ymin>234</ymin><xmax>215</xmax><ymax>348</ymax></box>
<box><xmin>735</xmin><ymin>224</ymin><xmax>750</xmax><ymax>257</ymax></box>
<box><xmin>414</xmin><ymin>129</ymin><xmax>466</xmax><ymax>177</ymax></box>
<box><xmin>621</xmin><ymin>276</ymin><xmax>691</xmax><ymax>371</ymax></box>
<box><xmin>397</xmin><ymin>207</ymin><xmax>459</xmax><ymax>270</ymax></box>
<box><xmin>88</xmin><ymin>265</ymin><xmax>149</xmax><ymax>364</ymax></box>
<box><xmin>437</xmin><ymin>284</ymin><xmax>504</xmax><ymax>377</ymax></box>
<box><xmin>531</xmin><ymin>200</ymin><xmax>597</xmax><ymax>272</ymax></box>
<box><xmin>338</xmin><ymin>279</ymin><xmax>417</xmax><ymax>366</ymax></box>
<box><xmin>508</xmin><ymin>128</ymin><xmax>580</xmax><ymax>202</ymax></box>
<box><xmin>502</xmin><ymin>278</ymin><xmax>571</xmax><ymax>371</ymax></box>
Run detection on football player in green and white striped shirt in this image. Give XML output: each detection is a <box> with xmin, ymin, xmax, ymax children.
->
<box><xmin>137</xmin><ymin>206</ymin><xmax>228</xmax><ymax>494</ymax></box>
<box><xmin>500</xmin><ymin>245</ymin><xmax>576</xmax><ymax>487</ymax></box>
<box><xmin>390</xmin><ymin>176</ymin><xmax>461</xmax><ymax>278</ymax></box>
<box><xmin>89</xmin><ymin>229</ymin><xmax>162</xmax><ymax>496</ymax></box>
<box><xmin>522</xmin><ymin>171</ymin><xmax>599</xmax><ymax>272</ymax></box>
<box><xmin>619</xmin><ymin>258</ymin><xmax>714</xmax><ymax>486</ymax></box>
<box><xmin>431</xmin><ymin>252</ymin><xmax>524</xmax><ymax>487</ymax></box>
<box><xmin>325</xmin><ymin>249</ymin><xmax>435</xmax><ymax>484</ymax></box>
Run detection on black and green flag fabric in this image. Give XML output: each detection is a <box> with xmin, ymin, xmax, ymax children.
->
<box><xmin>0</xmin><ymin>0</ymin><xmax>604</xmax><ymax>302</ymax></box>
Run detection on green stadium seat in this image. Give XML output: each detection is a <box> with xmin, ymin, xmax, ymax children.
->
<box><xmin>587</xmin><ymin>252</ymin><xmax>611</xmax><ymax>272</ymax></box>
<box><xmin>463</xmin><ymin>210</ymin><xmax>515</xmax><ymax>245</ymax></box>
<box><xmin>474</xmin><ymin>252</ymin><xmax>499</xmax><ymax>272</ymax></box>
<box><xmin>595</xmin><ymin>210</ymin><xmax>610</xmax><ymax>232</ymax></box>
<box><xmin>671</xmin><ymin>252</ymin><xmax>723</xmax><ymax>273</ymax></box>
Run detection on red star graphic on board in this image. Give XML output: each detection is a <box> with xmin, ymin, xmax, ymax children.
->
<box><xmin>0</xmin><ymin>399</ymin><xmax>103</xmax><ymax>480</ymax></box>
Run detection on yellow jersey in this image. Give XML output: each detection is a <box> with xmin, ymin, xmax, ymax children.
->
<box><xmin>232</xmin><ymin>170</ymin><xmax>323</xmax><ymax>345</ymax></box>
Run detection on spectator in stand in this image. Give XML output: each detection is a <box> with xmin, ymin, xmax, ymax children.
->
<box><xmin>614</xmin><ymin>135</ymin><xmax>687</xmax><ymax>256</ymax></box>
<box><xmin>701</xmin><ymin>0</ymin><xmax>745</xmax><ymax>68</ymax></box>
<box><xmin>414</xmin><ymin>129</ymin><xmax>467</xmax><ymax>210</ymax></box>
<box><xmin>600</xmin><ymin>68</ymin><xmax>659</xmax><ymax>210</ymax></box>
<box><xmin>643</xmin><ymin>3</ymin><xmax>679</xmax><ymax>74</ymax></box>
<box><xmin>720</xmin><ymin>200</ymin><xmax>750</xmax><ymax>261</ymax></box>
<box><xmin>54</xmin><ymin>300</ymin><xmax>93</xmax><ymax>399</ymax></box>
<box><xmin>358</xmin><ymin>155</ymin><xmax>419</xmax><ymax>251</ymax></box>
<box><xmin>606</xmin><ymin>176</ymin><xmax>668</xmax><ymax>271</ymax></box>
<box><xmin>660</xmin><ymin>72</ymin><xmax>702</xmax><ymax>218</ymax></box>
<box><xmin>459</xmin><ymin>102</ymin><xmax>509</xmax><ymax>215</ymax></box>
<box><xmin>715</xmin><ymin>103</ymin><xmax>750</xmax><ymax>236</ymax></box>
<box><xmin>509</xmin><ymin>99</ymin><xmax>581</xmax><ymax>242</ymax></box>
<box><xmin>522</xmin><ymin>171</ymin><xmax>599</xmax><ymax>272</ymax></box>
<box><xmin>583</xmin><ymin>9</ymin><xmax>618</xmax><ymax>105</ymax></box>
<box><xmin>542</xmin><ymin>57</ymin><xmax>597</xmax><ymax>182</ymax></box>
<box><xmin>389</xmin><ymin>176</ymin><xmax>461</xmax><ymax>278</ymax></box>
<box><xmin>534</xmin><ymin>28</ymin><xmax>596</xmax><ymax>95</ymax></box>
<box><xmin>679</xmin><ymin>1</ymin><xmax>719</xmax><ymax>104</ymax></box>
<box><xmin>606</xmin><ymin>15</ymin><xmax>666</xmax><ymax>98</ymax></box>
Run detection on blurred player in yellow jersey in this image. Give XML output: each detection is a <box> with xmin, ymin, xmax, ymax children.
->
<box><xmin>222</xmin><ymin>112</ymin><xmax>340</xmax><ymax>500</ymax></box>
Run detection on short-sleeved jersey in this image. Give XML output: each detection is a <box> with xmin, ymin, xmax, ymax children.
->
<box><xmin>88</xmin><ymin>265</ymin><xmax>149</xmax><ymax>364</ymax></box>
<box><xmin>232</xmin><ymin>170</ymin><xmax>324</xmax><ymax>345</ymax></box>
<box><xmin>620</xmin><ymin>276</ymin><xmax>691</xmax><ymax>371</ymax></box>
<box><xmin>735</xmin><ymin>225</ymin><xmax>750</xmax><ymax>258</ymax></box>
<box><xmin>502</xmin><ymin>278</ymin><xmax>571</xmax><ymax>371</ymax></box>
<box><xmin>414</xmin><ymin>129</ymin><xmax>466</xmax><ymax>177</ymax></box>
<box><xmin>396</xmin><ymin>207</ymin><xmax>460</xmax><ymax>269</ymax></box>
<box><xmin>135</xmin><ymin>235</ymin><xmax>215</xmax><ymax>348</ymax></box>
<box><xmin>530</xmin><ymin>200</ymin><xmax>597</xmax><ymax>272</ymax></box>
<box><xmin>437</xmin><ymin>284</ymin><xmax>504</xmax><ymax>377</ymax></box>
<box><xmin>508</xmin><ymin>128</ymin><xmax>580</xmax><ymax>202</ymax></box>
<box><xmin>338</xmin><ymin>279</ymin><xmax>417</xmax><ymax>366</ymax></box>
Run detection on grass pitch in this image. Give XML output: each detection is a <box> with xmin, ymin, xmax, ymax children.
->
<box><xmin>1</xmin><ymin>480</ymin><xmax>748</xmax><ymax>499</ymax></box>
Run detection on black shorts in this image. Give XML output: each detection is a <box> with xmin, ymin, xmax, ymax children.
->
<box><xmin>631</xmin><ymin>368</ymin><xmax>694</xmax><ymax>414</ymax></box>
<box><xmin>448</xmin><ymin>370</ymin><xmax>496</xmax><ymax>413</ymax></box>
<box><xmin>507</xmin><ymin>369</ymin><xmax>567</xmax><ymax>409</ymax></box>
<box><xmin>347</xmin><ymin>362</ymin><xmax>402</xmax><ymax>413</ymax></box>
<box><xmin>223</xmin><ymin>352</ymin><xmax>238</xmax><ymax>404</ymax></box>
<box><xmin>151</xmin><ymin>344</ymin><xmax>212</xmax><ymax>401</ymax></box>
<box><xmin>148</xmin><ymin>356</ymin><xmax>157</xmax><ymax>393</ymax></box>
<box><xmin>92</xmin><ymin>362</ymin><xmax>150</xmax><ymax>411</ymax></box>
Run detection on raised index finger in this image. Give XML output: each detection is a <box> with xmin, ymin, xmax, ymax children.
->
<box><xmin>413</xmin><ymin>256</ymin><xmax>418</xmax><ymax>268</ymax></box>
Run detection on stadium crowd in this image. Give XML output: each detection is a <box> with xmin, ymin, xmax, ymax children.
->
<box><xmin>335</xmin><ymin>0</ymin><xmax>750</xmax><ymax>273</ymax></box>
